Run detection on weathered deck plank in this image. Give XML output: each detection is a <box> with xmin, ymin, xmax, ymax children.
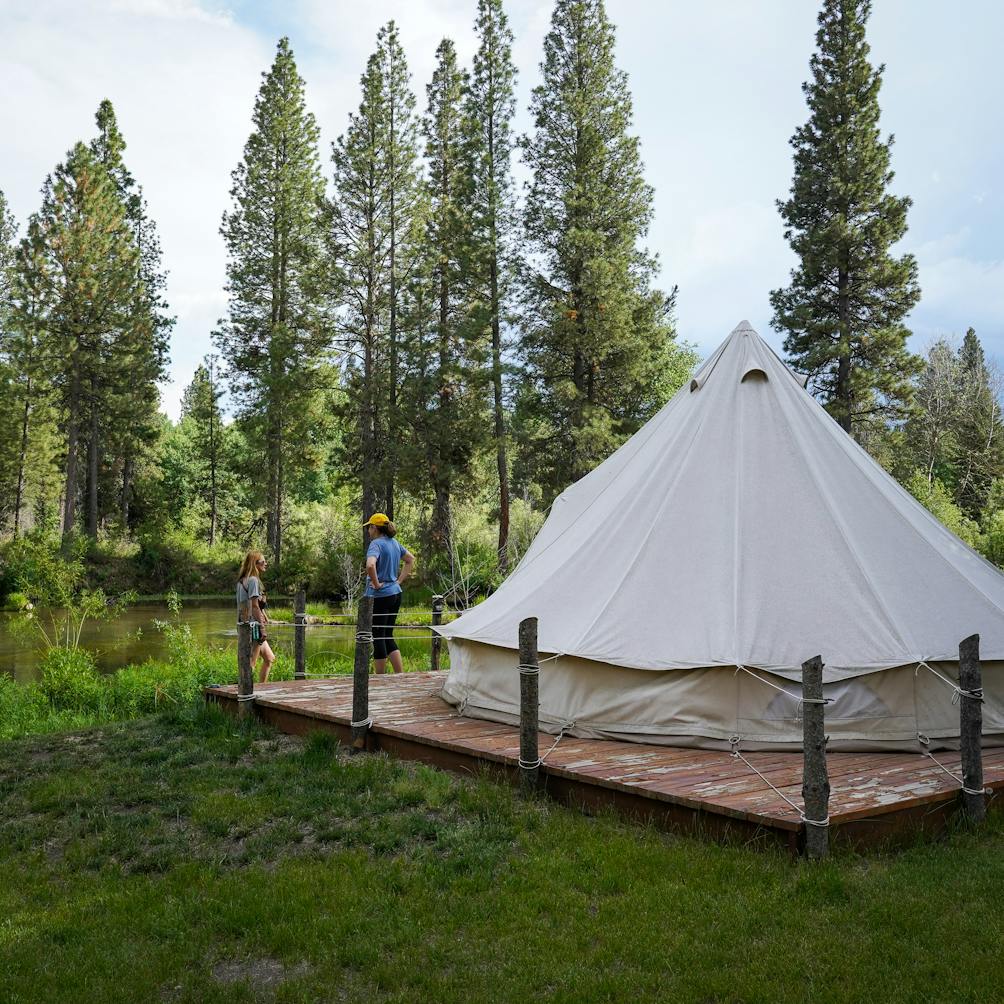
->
<box><xmin>206</xmin><ymin>672</ymin><xmax>1004</xmax><ymax>850</ymax></box>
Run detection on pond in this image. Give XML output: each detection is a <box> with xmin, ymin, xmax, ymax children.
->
<box><xmin>0</xmin><ymin>599</ymin><xmax>444</xmax><ymax>684</ymax></box>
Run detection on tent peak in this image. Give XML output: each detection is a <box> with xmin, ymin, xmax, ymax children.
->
<box><xmin>730</xmin><ymin>319</ymin><xmax>757</xmax><ymax>336</ymax></box>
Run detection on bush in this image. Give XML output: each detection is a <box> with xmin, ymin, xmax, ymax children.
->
<box><xmin>39</xmin><ymin>648</ymin><xmax>103</xmax><ymax>713</ymax></box>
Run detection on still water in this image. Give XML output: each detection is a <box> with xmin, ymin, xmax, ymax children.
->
<box><xmin>0</xmin><ymin>600</ymin><xmax>439</xmax><ymax>684</ymax></box>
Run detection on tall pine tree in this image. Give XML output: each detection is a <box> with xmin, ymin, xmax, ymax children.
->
<box><xmin>465</xmin><ymin>0</ymin><xmax>519</xmax><ymax>570</ymax></box>
<box><xmin>770</xmin><ymin>0</ymin><xmax>921</xmax><ymax>435</ymax></box>
<box><xmin>520</xmin><ymin>0</ymin><xmax>689</xmax><ymax>499</ymax></box>
<box><xmin>217</xmin><ymin>38</ymin><xmax>331</xmax><ymax>566</ymax></box>
<box><xmin>376</xmin><ymin>21</ymin><xmax>422</xmax><ymax>521</ymax></box>
<box><xmin>955</xmin><ymin>328</ymin><xmax>1004</xmax><ymax>517</ymax></box>
<box><xmin>89</xmin><ymin>100</ymin><xmax>172</xmax><ymax>532</ymax></box>
<box><xmin>23</xmin><ymin>143</ymin><xmax>140</xmax><ymax>538</ymax></box>
<box><xmin>330</xmin><ymin>23</ymin><xmax>421</xmax><ymax>534</ymax></box>
<box><xmin>180</xmin><ymin>355</ymin><xmax>228</xmax><ymax>545</ymax></box>
<box><xmin>408</xmin><ymin>38</ymin><xmax>482</xmax><ymax>562</ymax></box>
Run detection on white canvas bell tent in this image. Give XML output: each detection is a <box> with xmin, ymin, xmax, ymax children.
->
<box><xmin>438</xmin><ymin>321</ymin><xmax>1004</xmax><ymax>751</ymax></box>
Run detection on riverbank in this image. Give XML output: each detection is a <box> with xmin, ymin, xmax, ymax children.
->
<box><xmin>0</xmin><ymin>627</ymin><xmax>443</xmax><ymax>740</ymax></box>
<box><xmin>2</xmin><ymin>706</ymin><xmax>1002</xmax><ymax>1002</ymax></box>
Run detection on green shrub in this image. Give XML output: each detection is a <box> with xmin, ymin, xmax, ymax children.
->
<box><xmin>39</xmin><ymin>648</ymin><xmax>103</xmax><ymax>712</ymax></box>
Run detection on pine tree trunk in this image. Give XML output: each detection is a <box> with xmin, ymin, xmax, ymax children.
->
<box><xmin>386</xmin><ymin>70</ymin><xmax>399</xmax><ymax>523</ymax></box>
<box><xmin>275</xmin><ymin>446</ymin><xmax>284</xmax><ymax>568</ymax></box>
<box><xmin>13</xmin><ymin>384</ymin><xmax>31</xmax><ymax>537</ymax></box>
<box><xmin>837</xmin><ymin>268</ymin><xmax>852</xmax><ymax>433</ymax></box>
<box><xmin>488</xmin><ymin>158</ymin><xmax>510</xmax><ymax>572</ymax></box>
<box><xmin>87</xmin><ymin>381</ymin><xmax>99</xmax><ymax>537</ymax></box>
<box><xmin>62</xmin><ymin>361</ymin><xmax>81</xmax><ymax>538</ymax></box>
<box><xmin>121</xmin><ymin>455</ymin><xmax>133</xmax><ymax>529</ymax></box>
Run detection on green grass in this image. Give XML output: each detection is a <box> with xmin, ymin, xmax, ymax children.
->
<box><xmin>0</xmin><ymin>631</ymin><xmax>441</xmax><ymax>742</ymax></box>
<box><xmin>0</xmin><ymin>708</ymin><xmax>1002</xmax><ymax>1003</ymax></box>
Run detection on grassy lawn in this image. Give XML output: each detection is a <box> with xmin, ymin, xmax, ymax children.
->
<box><xmin>1</xmin><ymin>708</ymin><xmax>1002</xmax><ymax>1003</ymax></box>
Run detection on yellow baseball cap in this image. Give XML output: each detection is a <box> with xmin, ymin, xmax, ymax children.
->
<box><xmin>363</xmin><ymin>512</ymin><xmax>390</xmax><ymax>527</ymax></box>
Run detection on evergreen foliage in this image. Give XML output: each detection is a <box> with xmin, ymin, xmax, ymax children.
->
<box><xmin>329</xmin><ymin>22</ymin><xmax>422</xmax><ymax>533</ymax></box>
<box><xmin>465</xmin><ymin>0</ymin><xmax>519</xmax><ymax>571</ymax></box>
<box><xmin>402</xmin><ymin>37</ymin><xmax>483</xmax><ymax>565</ymax></box>
<box><xmin>216</xmin><ymin>37</ymin><xmax>331</xmax><ymax>568</ymax></box>
<box><xmin>771</xmin><ymin>0</ymin><xmax>922</xmax><ymax>435</ymax></box>
<box><xmin>22</xmin><ymin>142</ymin><xmax>141</xmax><ymax>538</ymax></box>
<box><xmin>519</xmin><ymin>0</ymin><xmax>693</xmax><ymax>499</ymax></box>
<box><xmin>180</xmin><ymin>356</ymin><xmax>229</xmax><ymax>545</ymax></box>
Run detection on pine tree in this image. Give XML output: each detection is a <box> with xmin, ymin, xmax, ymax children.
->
<box><xmin>375</xmin><ymin>21</ymin><xmax>422</xmax><ymax>521</ymax></box>
<box><xmin>520</xmin><ymin>0</ymin><xmax>690</xmax><ymax>499</ymax></box>
<box><xmin>954</xmin><ymin>328</ymin><xmax>1004</xmax><ymax>517</ymax></box>
<box><xmin>24</xmin><ymin>143</ymin><xmax>140</xmax><ymax>538</ymax></box>
<box><xmin>3</xmin><ymin>227</ymin><xmax>62</xmax><ymax>535</ymax></box>
<box><xmin>465</xmin><ymin>0</ymin><xmax>519</xmax><ymax>571</ymax></box>
<box><xmin>330</xmin><ymin>23</ymin><xmax>421</xmax><ymax>534</ymax></box>
<box><xmin>180</xmin><ymin>355</ymin><xmax>227</xmax><ymax>545</ymax></box>
<box><xmin>330</xmin><ymin>49</ymin><xmax>394</xmax><ymax>538</ymax></box>
<box><xmin>771</xmin><ymin>0</ymin><xmax>921</xmax><ymax>435</ymax></box>
<box><xmin>409</xmin><ymin>37</ymin><xmax>483</xmax><ymax>563</ymax></box>
<box><xmin>216</xmin><ymin>37</ymin><xmax>331</xmax><ymax>567</ymax></box>
<box><xmin>89</xmin><ymin>100</ymin><xmax>172</xmax><ymax>532</ymax></box>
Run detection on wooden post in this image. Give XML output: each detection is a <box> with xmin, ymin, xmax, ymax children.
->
<box><xmin>430</xmin><ymin>594</ymin><xmax>444</xmax><ymax>672</ymax></box>
<box><xmin>237</xmin><ymin>620</ymin><xmax>254</xmax><ymax>720</ymax></box>
<box><xmin>959</xmin><ymin>633</ymin><xmax>986</xmax><ymax>822</ymax></box>
<box><xmin>518</xmin><ymin>616</ymin><xmax>540</xmax><ymax>791</ymax></box>
<box><xmin>350</xmin><ymin>596</ymin><xmax>374</xmax><ymax>753</ymax></box>
<box><xmin>294</xmin><ymin>589</ymin><xmax>306</xmax><ymax>681</ymax></box>
<box><xmin>801</xmin><ymin>654</ymin><xmax>829</xmax><ymax>858</ymax></box>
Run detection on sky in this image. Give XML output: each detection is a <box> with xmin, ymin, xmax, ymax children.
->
<box><xmin>1</xmin><ymin>0</ymin><xmax>1002</xmax><ymax>420</ymax></box>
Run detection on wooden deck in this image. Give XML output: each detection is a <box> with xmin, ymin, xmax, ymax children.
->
<box><xmin>206</xmin><ymin>672</ymin><xmax>1004</xmax><ymax>852</ymax></box>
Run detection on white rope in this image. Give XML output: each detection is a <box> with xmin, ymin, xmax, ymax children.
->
<box><xmin>350</xmin><ymin>717</ymin><xmax>372</xmax><ymax>729</ymax></box>
<box><xmin>518</xmin><ymin>756</ymin><xmax>541</xmax><ymax>769</ymax></box>
<box><xmin>236</xmin><ymin>693</ymin><xmax>256</xmax><ymax>703</ymax></box>
<box><xmin>729</xmin><ymin>735</ymin><xmax>829</xmax><ymax>828</ymax></box>
<box><xmin>734</xmin><ymin>665</ymin><xmax>830</xmax><ymax>713</ymax></box>
<box><xmin>540</xmin><ymin>721</ymin><xmax>576</xmax><ymax>763</ymax></box>
<box><xmin>916</xmin><ymin>734</ymin><xmax>989</xmax><ymax>796</ymax></box>
<box><xmin>518</xmin><ymin>663</ymin><xmax>539</xmax><ymax>676</ymax></box>
<box><xmin>539</xmin><ymin>652</ymin><xmax>565</xmax><ymax>664</ymax></box>
<box><xmin>915</xmin><ymin>661</ymin><xmax>984</xmax><ymax>704</ymax></box>
<box><xmin>355</xmin><ymin>631</ymin><xmax>373</xmax><ymax>644</ymax></box>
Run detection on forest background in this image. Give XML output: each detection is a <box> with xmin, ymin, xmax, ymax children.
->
<box><xmin>1</xmin><ymin>0</ymin><xmax>1002</xmax><ymax>610</ymax></box>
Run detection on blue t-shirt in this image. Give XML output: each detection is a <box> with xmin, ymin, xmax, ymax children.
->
<box><xmin>365</xmin><ymin>537</ymin><xmax>407</xmax><ymax>597</ymax></box>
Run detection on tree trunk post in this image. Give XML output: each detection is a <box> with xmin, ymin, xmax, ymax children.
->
<box><xmin>518</xmin><ymin>617</ymin><xmax>540</xmax><ymax>791</ymax></box>
<box><xmin>351</xmin><ymin>596</ymin><xmax>374</xmax><ymax>753</ymax></box>
<box><xmin>801</xmin><ymin>654</ymin><xmax>829</xmax><ymax>858</ymax></box>
<box><xmin>431</xmin><ymin>594</ymin><xmax>444</xmax><ymax>672</ymax></box>
<box><xmin>294</xmin><ymin>589</ymin><xmax>306</xmax><ymax>681</ymax></box>
<box><xmin>237</xmin><ymin>620</ymin><xmax>254</xmax><ymax>721</ymax></box>
<box><xmin>959</xmin><ymin>633</ymin><xmax>986</xmax><ymax>822</ymax></box>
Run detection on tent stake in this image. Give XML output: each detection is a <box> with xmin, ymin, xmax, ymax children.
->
<box><xmin>959</xmin><ymin>633</ymin><xmax>986</xmax><ymax>822</ymax></box>
<box><xmin>801</xmin><ymin>654</ymin><xmax>829</xmax><ymax>858</ymax></box>
<box><xmin>351</xmin><ymin>597</ymin><xmax>374</xmax><ymax>753</ymax></box>
<box><xmin>519</xmin><ymin>617</ymin><xmax>540</xmax><ymax>791</ymax></box>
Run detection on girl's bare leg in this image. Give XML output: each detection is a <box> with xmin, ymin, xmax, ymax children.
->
<box><xmin>387</xmin><ymin>650</ymin><xmax>404</xmax><ymax>673</ymax></box>
<box><xmin>258</xmin><ymin>641</ymin><xmax>275</xmax><ymax>683</ymax></box>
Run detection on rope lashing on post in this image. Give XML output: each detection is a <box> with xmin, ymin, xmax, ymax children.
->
<box><xmin>729</xmin><ymin>735</ymin><xmax>830</xmax><ymax>829</ymax></box>
<box><xmin>915</xmin><ymin>661</ymin><xmax>984</xmax><ymax>705</ymax></box>
<box><xmin>734</xmin><ymin>664</ymin><xmax>831</xmax><ymax>716</ymax></box>
<box><xmin>917</xmin><ymin>733</ymin><xmax>990</xmax><ymax>796</ymax></box>
<box><xmin>350</xmin><ymin>717</ymin><xmax>373</xmax><ymax>730</ymax></box>
<box><xmin>355</xmin><ymin>630</ymin><xmax>373</xmax><ymax>644</ymax></box>
<box><xmin>519</xmin><ymin>721</ymin><xmax>576</xmax><ymax>771</ymax></box>
<box><xmin>236</xmin><ymin>693</ymin><xmax>256</xmax><ymax>704</ymax></box>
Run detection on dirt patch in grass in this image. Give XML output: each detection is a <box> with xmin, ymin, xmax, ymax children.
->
<box><xmin>212</xmin><ymin>956</ymin><xmax>311</xmax><ymax>988</ymax></box>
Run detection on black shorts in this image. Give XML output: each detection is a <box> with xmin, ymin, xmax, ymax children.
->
<box><xmin>372</xmin><ymin>592</ymin><xmax>402</xmax><ymax>660</ymax></box>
